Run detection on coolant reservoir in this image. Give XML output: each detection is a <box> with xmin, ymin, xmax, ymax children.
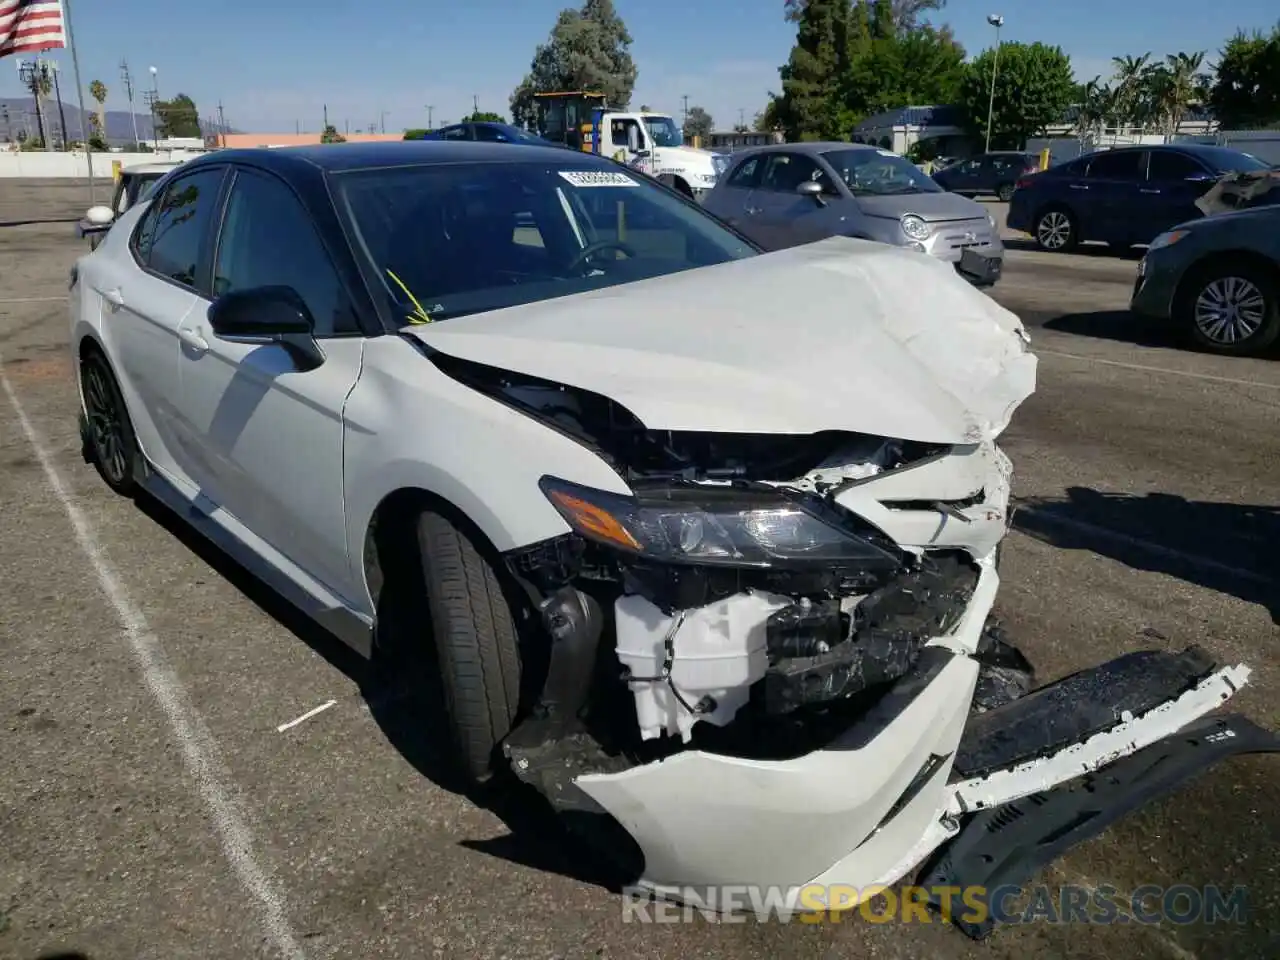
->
<box><xmin>614</xmin><ymin>591</ymin><xmax>792</xmax><ymax>742</ymax></box>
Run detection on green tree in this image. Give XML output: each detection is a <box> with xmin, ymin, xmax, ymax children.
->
<box><xmin>684</xmin><ymin>105</ymin><xmax>713</xmax><ymax>139</ymax></box>
<box><xmin>1144</xmin><ymin>52</ymin><xmax>1210</xmax><ymax>138</ymax></box>
<box><xmin>461</xmin><ymin>111</ymin><xmax>504</xmax><ymax>122</ymax></box>
<box><xmin>320</xmin><ymin>124</ymin><xmax>346</xmax><ymax>143</ymax></box>
<box><xmin>509</xmin><ymin>0</ymin><xmax>637</xmax><ymax>128</ymax></box>
<box><xmin>841</xmin><ymin>4</ymin><xmax>965</xmax><ymax>118</ymax></box>
<box><xmin>403</xmin><ymin>128</ymin><xmax>432</xmax><ymax>139</ymax></box>
<box><xmin>155</xmin><ymin>93</ymin><xmax>201</xmax><ymax>138</ymax></box>
<box><xmin>1072</xmin><ymin>76</ymin><xmax>1113</xmax><ymax>144</ymax></box>
<box><xmin>959</xmin><ymin>41</ymin><xmax>1075</xmax><ymax>149</ymax></box>
<box><xmin>755</xmin><ymin>94</ymin><xmax>782</xmax><ymax>131</ymax></box>
<box><xmin>777</xmin><ymin>0</ymin><xmax>850</xmax><ymax>140</ymax></box>
<box><xmin>1208</xmin><ymin>25</ymin><xmax>1280</xmax><ymax>129</ymax></box>
<box><xmin>784</xmin><ymin>0</ymin><xmax>947</xmax><ymax>33</ymax></box>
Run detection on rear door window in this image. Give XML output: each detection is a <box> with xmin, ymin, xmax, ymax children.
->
<box><xmin>1147</xmin><ymin>151</ymin><xmax>1207</xmax><ymax>182</ymax></box>
<box><xmin>1086</xmin><ymin>151</ymin><xmax>1146</xmax><ymax>181</ymax></box>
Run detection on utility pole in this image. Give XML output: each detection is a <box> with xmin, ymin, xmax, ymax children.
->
<box><xmin>738</xmin><ymin>107</ymin><xmax>745</xmax><ymax>129</ymax></box>
<box><xmin>45</xmin><ymin>61</ymin><xmax>69</xmax><ymax>149</ymax></box>
<box><xmin>145</xmin><ymin>66</ymin><xmax>160</xmax><ymax>151</ymax></box>
<box><xmin>18</xmin><ymin>61</ymin><xmax>48</xmax><ymax>149</ymax></box>
<box><xmin>472</xmin><ymin>94</ymin><xmax>478</xmax><ymax>116</ymax></box>
<box><xmin>217</xmin><ymin>102</ymin><xmax>227</xmax><ymax>147</ymax></box>
<box><xmin>984</xmin><ymin>14</ymin><xmax>1005</xmax><ymax>154</ymax></box>
<box><xmin>380</xmin><ymin>110</ymin><xmax>388</xmax><ymax>133</ymax></box>
<box><xmin>426</xmin><ymin>105</ymin><xmax>433</xmax><ymax>129</ymax></box>
<box><xmin>682</xmin><ymin>94</ymin><xmax>689</xmax><ymax>126</ymax></box>
<box><xmin>120</xmin><ymin>59</ymin><xmax>140</xmax><ymax>149</ymax></box>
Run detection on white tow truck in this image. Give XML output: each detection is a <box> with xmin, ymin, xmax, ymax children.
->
<box><xmin>532</xmin><ymin>91</ymin><xmax>728</xmax><ymax>202</ymax></box>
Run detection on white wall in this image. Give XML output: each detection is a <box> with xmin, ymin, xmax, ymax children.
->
<box><xmin>0</xmin><ymin>150</ymin><xmax>195</xmax><ymax>178</ymax></box>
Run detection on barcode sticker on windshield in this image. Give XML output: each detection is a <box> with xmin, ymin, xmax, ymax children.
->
<box><xmin>558</xmin><ymin>170</ymin><xmax>640</xmax><ymax>187</ymax></box>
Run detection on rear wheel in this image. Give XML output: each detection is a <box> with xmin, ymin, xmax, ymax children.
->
<box><xmin>416</xmin><ymin>510</ymin><xmax>522</xmax><ymax>783</ymax></box>
<box><xmin>1176</xmin><ymin>261</ymin><xmax>1280</xmax><ymax>356</ymax></box>
<box><xmin>1034</xmin><ymin>207</ymin><xmax>1077</xmax><ymax>252</ymax></box>
<box><xmin>79</xmin><ymin>349</ymin><xmax>142</xmax><ymax>495</ymax></box>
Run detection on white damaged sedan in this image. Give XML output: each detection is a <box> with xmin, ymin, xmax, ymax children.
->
<box><xmin>70</xmin><ymin>142</ymin><xmax>1275</xmax><ymax>936</ymax></box>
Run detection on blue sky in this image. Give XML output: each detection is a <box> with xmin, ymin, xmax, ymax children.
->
<box><xmin>3</xmin><ymin>0</ymin><xmax>1278</xmax><ymax>132</ymax></box>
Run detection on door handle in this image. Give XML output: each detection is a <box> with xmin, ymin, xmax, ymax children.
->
<box><xmin>1069</xmin><ymin>184</ymin><xmax>1089</xmax><ymax>190</ymax></box>
<box><xmin>745</xmin><ymin>206</ymin><xmax>762</xmax><ymax>215</ymax></box>
<box><xmin>102</xmin><ymin>287</ymin><xmax>125</xmax><ymax>309</ymax></box>
<box><xmin>178</xmin><ymin>326</ymin><xmax>210</xmax><ymax>353</ymax></box>
<box><xmin>1139</xmin><ymin>188</ymin><xmax>1161</xmax><ymax>194</ymax></box>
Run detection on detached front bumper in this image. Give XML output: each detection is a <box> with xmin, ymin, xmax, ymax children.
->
<box><xmin>573</xmin><ymin>636</ymin><xmax>1266</xmax><ymax>928</ymax></box>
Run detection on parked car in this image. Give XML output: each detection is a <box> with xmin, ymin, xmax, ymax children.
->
<box><xmin>931</xmin><ymin>151</ymin><xmax>1040</xmax><ymax>201</ymax></box>
<box><xmin>76</xmin><ymin>160</ymin><xmax>183</xmax><ymax>249</ymax></box>
<box><xmin>1130</xmin><ymin>195</ymin><xmax>1280</xmax><ymax>356</ymax></box>
<box><xmin>703</xmin><ymin>141</ymin><xmax>1003</xmax><ymax>286</ymax></box>
<box><xmin>1006</xmin><ymin>144</ymin><xmax>1270</xmax><ymax>252</ymax></box>
<box><xmin>417</xmin><ymin>121</ymin><xmax>566</xmax><ymax>148</ymax></box>
<box><xmin>69</xmin><ymin>141</ymin><xmax>1268</xmax><ymax>928</ymax></box>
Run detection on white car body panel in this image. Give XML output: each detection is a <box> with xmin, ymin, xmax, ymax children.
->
<box><xmin>407</xmin><ymin>237</ymin><xmax>1035</xmax><ymax>444</ymax></box>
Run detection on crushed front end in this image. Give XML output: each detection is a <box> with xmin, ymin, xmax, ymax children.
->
<box><xmin>444</xmin><ymin>355</ymin><xmax>1272</xmax><ymax>939</ymax></box>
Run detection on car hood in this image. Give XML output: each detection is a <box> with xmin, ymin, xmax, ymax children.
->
<box><xmin>406</xmin><ymin>237</ymin><xmax>1037</xmax><ymax>445</ymax></box>
<box><xmin>856</xmin><ymin>190</ymin><xmax>988</xmax><ymax>223</ymax></box>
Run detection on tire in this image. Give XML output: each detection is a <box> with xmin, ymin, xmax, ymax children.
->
<box><xmin>79</xmin><ymin>349</ymin><xmax>143</xmax><ymax>496</ymax></box>
<box><xmin>1033</xmin><ymin>206</ymin><xmax>1077</xmax><ymax>252</ymax></box>
<box><xmin>1176</xmin><ymin>261</ymin><xmax>1280</xmax><ymax>356</ymax></box>
<box><xmin>996</xmin><ymin>182</ymin><xmax>1015</xmax><ymax>202</ymax></box>
<box><xmin>416</xmin><ymin>510</ymin><xmax>522</xmax><ymax>783</ymax></box>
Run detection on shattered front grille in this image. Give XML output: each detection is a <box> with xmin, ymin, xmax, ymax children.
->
<box><xmin>763</xmin><ymin>551</ymin><xmax>980</xmax><ymax>715</ymax></box>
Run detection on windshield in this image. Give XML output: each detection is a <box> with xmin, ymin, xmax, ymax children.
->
<box><xmin>644</xmin><ymin>115</ymin><xmax>682</xmax><ymax>148</ymax></box>
<box><xmin>1194</xmin><ymin>146</ymin><xmax>1270</xmax><ymax>174</ymax></box>
<box><xmin>337</xmin><ymin>160</ymin><xmax>757</xmax><ymax>323</ymax></box>
<box><xmin>821</xmin><ymin>148</ymin><xmax>943</xmax><ymax>196</ymax></box>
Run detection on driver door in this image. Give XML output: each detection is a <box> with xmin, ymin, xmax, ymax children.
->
<box><xmin>170</xmin><ymin>165</ymin><xmax>365</xmax><ymax>599</ymax></box>
<box><xmin>749</xmin><ymin>152</ymin><xmax>841</xmax><ymax>250</ymax></box>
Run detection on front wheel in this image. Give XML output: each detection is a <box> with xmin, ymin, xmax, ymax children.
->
<box><xmin>1177</xmin><ymin>263</ymin><xmax>1280</xmax><ymax>356</ymax></box>
<box><xmin>1034</xmin><ymin>207</ymin><xmax>1077</xmax><ymax>252</ymax></box>
<box><xmin>416</xmin><ymin>510</ymin><xmax>522</xmax><ymax>783</ymax></box>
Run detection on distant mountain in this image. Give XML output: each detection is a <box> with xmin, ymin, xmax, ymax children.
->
<box><xmin>0</xmin><ymin>96</ymin><xmax>237</xmax><ymax>145</ymax></box>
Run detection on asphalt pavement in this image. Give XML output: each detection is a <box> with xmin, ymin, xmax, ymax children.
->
<box><xmin>1</xmin><ymin>183</ymin><xmax>1277</xmax><ymax>960</ymax></box>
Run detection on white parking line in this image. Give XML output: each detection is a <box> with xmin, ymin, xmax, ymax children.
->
<box><xmin>1037</xmin><ymin>349</ymin><xmax>1280</xmax><ymax>390</ymax></box>
<box><xmin>0</xmin><ymin>357</ymin><xmax>306</xmax><ymax>960</ymax></box>
<box><xmin>277</xmin><ymin>699</ymin><xmax>338</xmax><ymax>733</ymax></box>
<box><xmin>0</xmin><ymin>296</ymin><xmax>69</xmax><ymax>303</ymax></box>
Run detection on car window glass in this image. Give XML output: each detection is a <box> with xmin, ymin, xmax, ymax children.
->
<box><xmin>474</xmin><ymin>125</ymin><xmax>506</xmax><ymax>142</ymax></box>
<box><xmin>143</xmin><ymin>167</ymin><xmax>225</xmax><ymax>289</ymax></box>
<box><xmin>440</xmin><ymin>126</ymin><xmax>469</xmax><ymax>141</ymax></box>
<box><xmin>1087</xmin><ymin>151</ymin><xmax>1145</xmax><ymax>180</ymax></box>
<box><xmin>726</xmin><ymin>156</ymin><xmax>760</xmax><ymax>187</ymax></box>
<box><xmin>759</xmin><ymin>153</ymin><xmax>834</xmax><ymax>194</ymax></box>
<box><xmin>213</xmin><ymin>169</ymin><xmax>360</xmax><ymax>336</ymax></box>
<box><xmin>1147</xmin><ymin>151</ymin><xmax>1205</xmax><ymax>181</ymax></box>
<box><xmin>337</xmin><ymin>161</ymin><xmax>756</xmax><ymax>324</ymax></box>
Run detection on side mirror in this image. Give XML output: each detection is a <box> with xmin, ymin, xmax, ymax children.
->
<box><xmin>797</xmin><ymin>179</ymin><xmax>827</xmax><ymax>205</ymax></box>
<box><xmin>208</xmin><ymin>286</ymin><xmax>324</xmax><ymax>369</ymax></box>
<box><xmin>85</xmin><ymin>205</ymin><xmax>115</xmax><ymax>225</ymax></box>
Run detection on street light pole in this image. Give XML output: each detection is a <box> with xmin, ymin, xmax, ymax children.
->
<box><xmin>147</xmin><ymin>66</ymin><xmax>160</xmax><ymax>151</ymax></box>
<box><xmin>984</xmin><ymin>14</ymin><xmax>1004</xmax><ymax>154</ymax></box>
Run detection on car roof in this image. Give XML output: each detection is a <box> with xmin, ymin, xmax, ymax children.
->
<box><xmin>123</xmin><ymin>161</ymin><xmax>183</xmax><ymax>174</ymax></box>
<box><xmin>181</xmin><ymin>140</ymin><xmax>604</xmax><ymax>175</ymax></box>
<box><xmin>732</xmin><ymin>141</ymin><xmax>886</xmax><ymax>157</ymax></box>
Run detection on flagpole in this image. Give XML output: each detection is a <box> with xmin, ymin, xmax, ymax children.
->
<box><xmin>59</xmin><ymin>0</ymin><xmax>95</xmax><ymax>204</ymax></box>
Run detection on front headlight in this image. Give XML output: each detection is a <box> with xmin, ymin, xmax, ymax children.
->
<box><xmin>900</xmin><ymin>214</ymin><xmax>930</xmax><ymax>242</ymax></box>
<box><xmin>540</xmin><ymin>476</ymin><xmax>902</xmax><ymax>569</ymax></box>
<box><xmin>1147</xmin><ymin>229</ymin><xmax>1188</xmax><ymax>251</ymax></box>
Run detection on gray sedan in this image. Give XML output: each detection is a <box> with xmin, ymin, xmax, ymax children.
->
<box><xmin>703</xmin><ymin>142</ymin><xmax>1004</xmax><ymax>286</ymax></box>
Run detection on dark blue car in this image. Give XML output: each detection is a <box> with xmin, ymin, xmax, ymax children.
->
<box><xmin>1006</xmin><ymin>144</ymin><xmax>1270</xmax><ymax>252</ymax></box>
<box><xmin>416</xmin><ymin>121</ymin><xmax>565</xmax><ymax>148</ymax></box>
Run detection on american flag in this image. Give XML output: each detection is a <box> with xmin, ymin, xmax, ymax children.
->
<box><xmin>0</xmin><ymin>0</ymin><xmax>66</xmax><ymax>60</ymax></box>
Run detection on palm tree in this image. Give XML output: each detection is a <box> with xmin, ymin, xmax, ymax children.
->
<box><xmin>88</xmin><ymin>79</ymin><xmax>108</xmax><ymax>143</ymax></box>
<box><xmin>1150</xmin><ymin>52</ymin><xmax>1209</xmax><ymax>140</ymax></box>
<box><xmin>1109</xmin><ymin>53</ymin><xmax>1150</xmax><ymax>140</ymax></box>
<box><xmin>1073</xmin><ymin>76</ymin><xmax>1111</xmax><ymax>147</ymax></box>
